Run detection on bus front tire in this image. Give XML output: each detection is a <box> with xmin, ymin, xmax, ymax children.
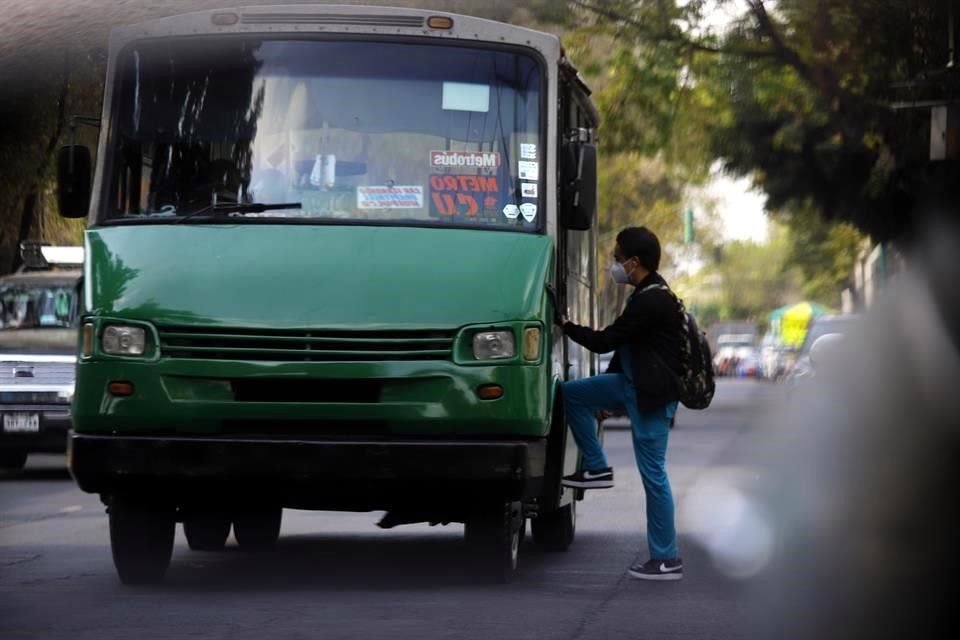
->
<box><xmin>465</xmin><ymin>501</ymin><xmax>523</xmax><ymax>582</ymax></box>
<box><xmin>109</xmin><ymin>500</ymin><xmax>175</xmax><ymax>585</ymax></box>
<box><xmin>531</xmin><ymin>500</ymin><xmax>576</xmax><ymax>552</ymax></box>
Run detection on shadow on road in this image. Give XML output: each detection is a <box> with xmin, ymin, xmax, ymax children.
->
<box><xmin>0</xmin><ymin>467</ymin><xmax>71</xmax><ymax>482</ymax></box>
<box><xmin>169</xmin><ymin>535</ymin><xmax>526</xmax><ymax>590</ymax></box>
<box><xmin>158</xmin><ymin>529</ymin><xmax>587</xmax><ymax>591</ymax></box>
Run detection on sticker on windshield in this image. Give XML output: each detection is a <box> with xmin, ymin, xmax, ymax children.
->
<box><xmin>442</xmin><ymin>82</ymin><xmax>491</xmax><ymax>113</ymax></box>
<box><xmin>357</xmin><ymin>186</ymin><xmax>424</xmax><ymax>209</ymax></box>
<box><xmin>503</xmin><ymin>204</ymin><xmax>520</xmax><ymax>220</ymax></box>
<box><xmin>521</xmin><ymin>183</ymin><xmax>538</xmax><ymax>198</ymax></box>
<box><xmin>520</xmin><ymin>203</ymin><xmax>538</xmax><ymax>222</ymax></box>
<box><xmin>429</xmin><ymin>174</ymin><xmax>500</xmax><ymax>219</ymax></box>
<box><xmin>518</xmin><ymin>161</ymin><xmax>539</xmax><ymax>181</ymax></box>
<box><xmin>520</xmin><ymin>144</ymin><xmax>537</xmax><ymax>160</ymax></box>
<box><xmin>430</xmin><ymin>150</ymin><xmax>500</xmax><ymax>170</ymax></box>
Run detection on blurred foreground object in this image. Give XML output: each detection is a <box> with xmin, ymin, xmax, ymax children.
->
<box><xmin>750</xmin><ymin>213</ymin><xmax>960</xmax><ymax>638</ymax></box>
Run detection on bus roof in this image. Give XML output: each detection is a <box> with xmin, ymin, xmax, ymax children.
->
<box><xmin>111</xmin><ymin>4</ymin><xmax>563</xmax><ymax>64</ymax></box>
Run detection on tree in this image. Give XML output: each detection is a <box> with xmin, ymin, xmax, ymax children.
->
<box><xmin>571</xmin><ymin>0</ymin><xmax>957</xmax><ymax>242</ymax></box>
<box><xmin>772</xmin><ymin>204</ymin><xmax>865</xmax><ymax>307</ymax></box>
<box><xmin>594</xmin><ymin>154</ymin><xmax>694</xmax><ymax>324</ymax></box>
<box><xmin>701</xmin><ymin>229</ymin><xmax>800</xmax><ymax>321</ymax></box>
<box><xmin>560</xmin><ymin>5</ymin><xmax>726</xmax><ymax>323</ymax></box>
<box><xmin>563</xmin><ymin>1</ymin><xmax>725</xmax><ymax>180</ymax></box>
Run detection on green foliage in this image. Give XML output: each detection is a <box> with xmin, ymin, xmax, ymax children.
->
<box><xmin>773</xmin><ymin>205</ymin><xmax>865</xmax><ymax>307</ymax></box>
<box><xmin>569</xmin><ymin>0</ymin><xmax>954</xmax><ymax>240</ymax></box>
<box><xmin>707</xmin><ymin>0</ymin><xmax>949</xmax><ymax>240</ymax></box>
<box><xmin>561</xmin><ymin>3</ymin><xmax>725</xmax><ymax>322</ymax></box>
<box><xmin>716</xmin><ymin>235</ymin><xmax>795</xmax><ymax>320</ymax></box>
<box><xmin>673</xmin><ymin>207</ymin><xmax>864</xmax><ymax>320</ymax></box>
<box><xmin>566</xmin><ymin>0</ymin><xmax>924</xmax><ymax>321</ymax></box>
<box><xmin>595</xmin><ymin>153</ymin><xmax>692</xmax><ymax>324</ymax></box>
<box><xmin>562</xmin><ymin>1</ymin><xmax>725</xmax><ymax>179</ymax></box>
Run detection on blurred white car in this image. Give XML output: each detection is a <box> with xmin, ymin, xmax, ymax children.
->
<box><xmin>785</xmin><ymin>314</ymin><xmax>862</xmax><ymax>383</ymax></box>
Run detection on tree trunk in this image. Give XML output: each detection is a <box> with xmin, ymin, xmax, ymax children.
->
<box><xmin>10</xmin><ymin>61</ymin><xmax>70</xmax><ymax>272</ymax></box>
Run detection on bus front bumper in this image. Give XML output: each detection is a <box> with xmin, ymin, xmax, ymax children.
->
<box><xmin>68</xmin><ymin>432</ymin><xmax>547</xmax><ymax>509</ymax></box>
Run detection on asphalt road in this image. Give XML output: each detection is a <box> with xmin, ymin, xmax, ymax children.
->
<box><xmin>0</xmin><ymin>379</ymin><xmax>774</xmax><ymax>640</ymax></box>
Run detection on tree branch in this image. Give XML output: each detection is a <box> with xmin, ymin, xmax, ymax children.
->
<box><xmin>569</xmin><ymin>0</ymin><xmax>781</xmax><ymax>59</ymax></box>
<box><xmin>743</xmin><ymin>0</ymin><xmax>853</xmax><ymax>110</ymax></box>
<box><xmin>743</xmin><ymin>1</ymin><xmax>813</xmax><ymax>79</ymax></box>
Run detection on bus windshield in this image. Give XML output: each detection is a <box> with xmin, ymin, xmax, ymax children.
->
<box><xmin>104</xmin><ymin>38</ymin><xmax>544</xmax><ymax>230</ymax></box>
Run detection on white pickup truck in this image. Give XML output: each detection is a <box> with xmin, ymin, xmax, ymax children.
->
<box><xmin>0</xmin><ymin>244</ymin><xmax>82</xmax><ymax>471</ymax></box>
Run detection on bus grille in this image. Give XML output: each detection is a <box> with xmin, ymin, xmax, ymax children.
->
<box><xmin>241</xmin><ymin>13</ymin><xmax>426</xmax><ymax>28</ymax></box>
<box><xmin>157</xmin><ymin>327</ymin><xmax>456</xmax><ymax>362</ymax></box>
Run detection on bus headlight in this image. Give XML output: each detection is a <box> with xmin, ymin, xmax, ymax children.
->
<box><xmin>102</xmin><ymin>325</ymin><xmax>147</xmax><ymax>356</ymax></box>
<box><xmin>473</xmin><ymin>331</ymin><xmax>516</xmax><ymax>360</ymax></box>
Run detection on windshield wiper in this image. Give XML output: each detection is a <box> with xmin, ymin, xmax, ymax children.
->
<box><xmin>174</xmin><ymin>202</ymin><xmax>302</xmax><ymax>224</ymax></box>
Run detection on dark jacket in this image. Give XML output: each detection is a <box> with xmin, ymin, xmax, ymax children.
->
<box><xmin>563</xmin><ymin>272</ymin><xmax>685</xmax><ymax>410</ymax></box>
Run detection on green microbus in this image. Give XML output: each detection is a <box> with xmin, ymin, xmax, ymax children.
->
<box><xmin>58</xmin><ymin>4</ymin><xmax>601</xmax><ymax>584</ymax></box>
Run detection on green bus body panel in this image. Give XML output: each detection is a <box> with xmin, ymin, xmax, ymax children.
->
<box><xmin>72</xmin><ymin>360</ymin><xmax>549</xmax><ymax>436</ymax></box>
<box><xmin>86</xmin><ymin>225</ymin><xmax>551</xmax><ymax>327</ymax></box>
<box><xmin>76</xmin><ymin>225</ymin><xmax>555</xmax><ymax>438</ymax></box>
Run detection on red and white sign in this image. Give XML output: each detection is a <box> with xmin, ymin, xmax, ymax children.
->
<box><xmin>429</xmin><ymin>174</ymin><xmax>500</xmax><ymax>218</ymax></box>
<box><xmin>357</xmin><ymin>186</ymin><xmax>424</xmax><ymax>209</ymax></box>
<box><xmin>430</xmin><ymin>150</ymin><xmax>501</xmax><ymax>169</ymax></box>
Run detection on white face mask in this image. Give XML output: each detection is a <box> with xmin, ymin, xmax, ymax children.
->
<box><xmin>609</xmin><ymin>261</ymin><xmax>631</xmax><ymax>284</ymax></box>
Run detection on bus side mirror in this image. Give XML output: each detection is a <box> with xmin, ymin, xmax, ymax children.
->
<box><xmin>57</xmin><ymin>145</ymin><xmax>92</xmax><ymax>219</ymax></box>
<box><xmin>560</xmin><ymin>142</ymin><xmax>597</xmax><ymax>231</ymax></box>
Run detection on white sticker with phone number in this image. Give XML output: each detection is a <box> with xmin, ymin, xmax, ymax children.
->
<box><xmin>518</xmin><ymin>161</ymin><xmax>538</xmax><ymax>181</ymax></box>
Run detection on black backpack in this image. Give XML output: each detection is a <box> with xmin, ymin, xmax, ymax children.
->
<box><xmin>639</xmin><ymin>284</ymin><xmax>716</xmax><ymax>410</ymax></box>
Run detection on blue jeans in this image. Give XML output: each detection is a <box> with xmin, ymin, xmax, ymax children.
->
<box><xmin>563</xmin><ymin>374</ymin><xmax>679</xmax><ymax>560</ymax></box>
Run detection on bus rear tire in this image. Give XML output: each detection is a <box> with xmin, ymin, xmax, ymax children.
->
<box><xmin>109</xmin><ymin>500</ymin><xmax>175</xmax><ymax>585</ymax></box>
<box><xmin>183</xmin><ymin>512</ymin><xmax>231</xmax><ymax>551</ymax></box>
<box><xmin>531</xmin><ymin>499</ymin><xmax>576</xmax><ymax>552</ymax></box>
<box><xmin>233</xmin><ymin>506</ymin><xmax>282</xmax><ymax>551</ymax></box>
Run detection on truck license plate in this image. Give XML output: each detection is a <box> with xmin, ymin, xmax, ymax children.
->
<box><xmin>3</xmin><ymin>413</ymin><xmax>40</xmax><ymax>433</ymax></box>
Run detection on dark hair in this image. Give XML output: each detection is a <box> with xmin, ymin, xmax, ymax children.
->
<box><xmin>616</xmin><ymin>226</ymin><xmax>661</xmax><ymax>272</ymax></box>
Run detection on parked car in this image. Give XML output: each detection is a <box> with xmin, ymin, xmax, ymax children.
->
<box><xmin>713</xmin><ymin>333</ymin><xmax>755</xmax><ymax>376</ymax></box>
<box><xmin>785</xmin><ymin>314</ymin><xmax>862</xmax><ymax>383</ymax></box>
<box><xmin>736</xmin><ymin>348</ymin><xmax>762</xmax><ymax>378</ymax></box>
<box><xmin>0</xmin><ymin>244</ymin><xmax>82</xmax><ymax>471</ymax></box>
<box><xmin>760</xmin><ymin>334</ymin><xmax>794</xmax><ymax>381</ymax></box>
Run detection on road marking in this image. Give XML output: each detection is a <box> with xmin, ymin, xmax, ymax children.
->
<box><xmin>59</xmin><ymin>505</ymin><xmax>83</xmax><ymax>514</ymax></box>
